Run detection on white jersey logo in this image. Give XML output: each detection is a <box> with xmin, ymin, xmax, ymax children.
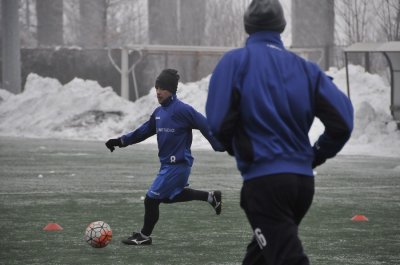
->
<box><xmin>254</xmin><ymin>228</ymin><xmax>267</xmax><ymax>249</ymax></box>
<box><xmin>158</xmin><ymin>128</ymin><xmax>175</xmax><ymax>133</ymax></box>
<box><xmin>150</xmin><ymin>191</ymin><xmax>160</xmax><ymax>196</ymax></box>
<box><xmin>170</xmin><ymin>156</ymin><xmax>176</xmax><ymax>163</ymax></box>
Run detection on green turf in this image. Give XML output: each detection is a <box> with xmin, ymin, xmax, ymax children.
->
<box><xmin>1</xmin><ymin>136</ymin><xmax>399</xmax><ymax>264</ymax></box>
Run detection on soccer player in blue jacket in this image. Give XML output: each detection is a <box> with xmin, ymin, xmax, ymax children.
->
<box><xmin>106</xmin><ymin>69</ymin><xmax>224</xmax><ymax>245</ymax></box>
<box><xmin>206</xmin><ymin>0</ymin><xmax>354</xmax><ymax>264</ymax></box>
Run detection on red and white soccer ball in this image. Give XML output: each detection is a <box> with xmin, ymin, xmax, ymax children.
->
<box><xmin>84</xmin><ymin>221</ymin><xmax>112</xmax><ymax>248</ymax></box>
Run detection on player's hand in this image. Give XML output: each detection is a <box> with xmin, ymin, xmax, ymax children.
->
<box><xmin>312</xmin><ymin>156</ymin><xmax>326</xmax><ymax>168</ymax></box>
<box><xmin>312</xmin><ymin>143</ymin><xmax>326</xmax><ymax>168</ymax></box>
<box><xmin>105</xmin><ymin>138</ymin><xmax>122</xmax><ymax>152</ymax></box>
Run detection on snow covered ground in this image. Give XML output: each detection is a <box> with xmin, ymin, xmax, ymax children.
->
<box><xmin>0</xmin><ymin>65</ymin><xmax>399</xmax><ymax>157</ymax></box>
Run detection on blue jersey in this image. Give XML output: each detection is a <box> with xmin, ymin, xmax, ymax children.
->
<box><xmin>206</xmin><ymin>31</ymin><xmax>353</xmax><ymax>181</ymax></box>
<box><xmin>121</xmin><ymin>95</ymin><xmax>224</xmax><ymax>166</ymax></box>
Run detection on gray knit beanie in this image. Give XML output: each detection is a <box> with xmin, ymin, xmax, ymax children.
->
<box><xmin>244</xmin><ymin>0</ymin><xmax>286</xmax><ymax>34</ymax></box>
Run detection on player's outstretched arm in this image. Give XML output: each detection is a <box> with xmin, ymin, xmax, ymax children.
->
<box><xmin>105</xmin><ymin>112</ymin><xmax>157</xmax><ymax>153</ymax></box>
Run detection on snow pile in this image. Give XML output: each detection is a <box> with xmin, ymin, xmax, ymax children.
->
<box><xmin>327</xmin><ymin>66</ymin><xmax>399</xmax><ymax>157</ymax></box>
<box><xmin>0</xmin><ymin>74</ymin><xmax>132</xmax><ymax>139</ymax></box>
<box><xmin>0</xmin><ymin>65</ymin><xmax>399</xmax><ymax>157</ymax></box>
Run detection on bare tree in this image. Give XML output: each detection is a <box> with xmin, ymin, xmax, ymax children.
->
<box><xmin>106</xmin><ymin>0</ymin><xmax>147</xmax><ymax>46</ymax></box>
<box><xmin>374</xmin><ymin>0</ymin><xmax>400</xmax><ymax>41</ymax></box>
<box><xmin>335</xmin><ymin>0</ymin><xmax>372</xmax><ymax>45</ymax></box>
<box><xmin>63</xmin><ymin>0</ymin><xmax>80</xmax><ymax>46</ymax></box>
<box><xmin>179</xmin><ymin>0</ymin><xmax>206</xmax><ymax>45</ymax></box>
<box><xmin>79</xmin><ymin>0</ymin><xmax>107</xmax><ymax>48</ymax></box>
<box><xmin>62</xmin><ymin>0</ymin><xmax>147</xmax><ymax>47</ymax></box>
<box><xmin>2</xmin><ymin>0</ymin><xmax>21</xmax><ymax>93</ymax></box>
<box><xmin>147</xmin><ymin>0</ymin><xmax>179</xmax><ymax>45</ymax></box>
<box><xmin>204</xmin><ymin>0</ymin><xmax>291</xmax><ymax>47</ymax></box>
<box><xmin>19</xmin><ymin>0</ymin><xmax>37</xmax><ymax>47</ymax></box>
<box><xmin>292</xmin><ymin>0</ymin><xmax>334</xmax><ymax>69</ymax></box>
<box><xmin>36</xmin><ymin>0</ymin><xmax>64</xmax><ymax>46</ymax></box>
<box><xmin>204</xmin><ymin>0</ymin><xmax>250</xmax><ymax>47</ymax></box>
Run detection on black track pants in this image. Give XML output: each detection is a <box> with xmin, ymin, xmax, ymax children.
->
<box><xmin>141</xmin><ymin>188</ymin><xmax>208</xmax><ymax>236</ymax></box>
<box><xmin>240</xmin><ymin>174</ymin><xmax>314</xmax><ymax>265</ymax></box>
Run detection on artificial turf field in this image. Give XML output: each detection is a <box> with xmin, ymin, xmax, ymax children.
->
<box><xmin>1</xmin><ymin>136</ymin><xmax>399</xmax><ymax>265</ymax></box>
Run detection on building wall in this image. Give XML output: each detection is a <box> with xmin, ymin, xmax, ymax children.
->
<box><xmin>291</xmin><ymin>0</ymin><xmax>334</xmax><ymax>69</ymax></box>
<box><xmin>147</xmin><ymin>0</ymin><xmax>206</xmax><ymax>46</ymax></box>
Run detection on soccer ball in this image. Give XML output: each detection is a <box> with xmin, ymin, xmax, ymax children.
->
<box><xmin>84</xmin><ymin>221</ymin><xmax>112</xmax><ymax>248</ymax></box>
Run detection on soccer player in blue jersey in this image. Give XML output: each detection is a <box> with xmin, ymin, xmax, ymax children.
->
<box><xmin>105</xmin><ymin>69</ymin><xmax>224</xmax><ymax>245</ymax></box>
<box><xmin>206</xmin><ymin>0</ymin><xmax>353</xmax><ymax>264</ymax></box>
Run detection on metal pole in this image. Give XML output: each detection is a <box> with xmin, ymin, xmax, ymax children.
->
<box><xmin>382</xmin><ymin>52</ymin><xmax>395</xmax><ymax>118</ymax></box>
<box><xmin>129</xmin><ymin>49</ymin><xmax>143</xmax><ymax>101</ymax></box>
<box><xmin>121</xmin><ymin>48</ymin><xmax>129</xmax><ymax>100</ymax></box>
<box><xmin>108</xmin><ymin>48</ymin><xmax>142</xmax><ymax>101</ymax></box>
<box><xmin>344</xmin><ymin>52</ymin><xmax>350</xmax><ymax>99</ymax></box>
<box><xmin>2</xmin><ymin>0</ymin><xmax>21</xmax><ymax>93</ymax></box>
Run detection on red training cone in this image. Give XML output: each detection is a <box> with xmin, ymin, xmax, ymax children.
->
<box><xmin>43</xmin><ymin>223</ymin><xmax>63</xmax><ymax>231</ymax></box>
<box><xmin>351</xmin><ymin>215</ymin><xmax>369</xmax><ymax>222</ymax></box>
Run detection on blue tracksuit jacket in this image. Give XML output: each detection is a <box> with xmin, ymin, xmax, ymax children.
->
<box><xmin>206</xmin><ymin>31</ymin><xmax>353</xmax><ymax>181</ymax></box>
<box><xmin>121</xmin><ymin>95</ymin><xmax>224</xmax><ymax>166</ymax></box>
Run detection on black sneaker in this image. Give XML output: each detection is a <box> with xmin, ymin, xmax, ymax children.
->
<box><xmin>121</xmin><ymin>232</ymin><xmax>152</xmax><ymax>245</ymax></box>
<box><xmin>210</xmin><ymin>190</ymin><xmax>222</xmax><ymax>215</ymax></box>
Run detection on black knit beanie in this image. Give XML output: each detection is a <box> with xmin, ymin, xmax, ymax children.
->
<box><xmin>244</xmin><ymin>0</ymin><xmax>286</xmax><ymax>34</ymax></box>
<box><xmin>155</xmin><ymin>69</ymin><xmax>180</xmax><ymax>94</ymax></box>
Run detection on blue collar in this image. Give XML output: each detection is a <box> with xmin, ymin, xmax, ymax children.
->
<box><xmin>246</xmin><ymin>31</ymin><xmax>285</xmax><ymax>49</ymax></box>
<box><xmin>161</xmin><ymin>94</ymin><xmax>176</xmax><ymax>107</ymax></box>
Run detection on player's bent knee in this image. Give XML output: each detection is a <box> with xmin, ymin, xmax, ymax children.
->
<box><xmin>144</xmin><ymin>195</ymin><xmax>161</xmax><ymax>207</ymax></box>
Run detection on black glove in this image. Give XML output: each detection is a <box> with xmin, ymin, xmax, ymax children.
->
<box><xmin>312</xmin><ymin>155</ymin><xmax>326</xmax><ymax>169</ymax></box>
<box><xmin>105</xmin><ymin>138</ymin><xmax>122</xmax><ymax>152</ymax></box>
<box><xmin>311</xmin><ymin>142</ymin><xmax>327</xmax><ymax>169</ymax></box>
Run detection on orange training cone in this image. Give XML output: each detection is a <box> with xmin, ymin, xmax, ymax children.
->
<box><xmin>43</xmin><ymin>223</ymin><xmax>63</xmax><ymax>231</ymax></box>
<box><xmin>351</xmin><ymin>215</ymin><xmax>369</xmax><ymax>222</ymax></box>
